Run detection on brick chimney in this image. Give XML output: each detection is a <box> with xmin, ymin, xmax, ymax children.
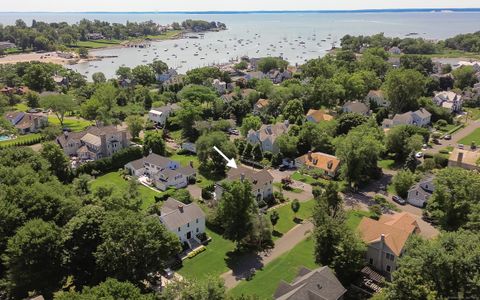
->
<box><xmin>178</xmin><ymin>205</ymin><xmax>184</xmax><ymax>213</ymax></box>
<box><xmin>240</xmin><ymin>173</ymin><xmax>245</xmax><ymax>182</ymax></box>
<box><xmin>457</xmin><ymin>151</ymin><xmax>464</xmax><ymax>165</ymax></box>
<box><xmin>307</xmin><ymin>150</ymin><xmax>313</xmax><ymax>161</ymax></box>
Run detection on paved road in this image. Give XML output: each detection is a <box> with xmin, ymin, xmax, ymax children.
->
<box><xmin>426</xmin><ymin>120</ymin><xmax>480</xmax><ymax>154</ymax></box>
<box><xmin>221</xmin><ymin>221</ymin><xmax>314</xmax><ymax>289</ymax></box>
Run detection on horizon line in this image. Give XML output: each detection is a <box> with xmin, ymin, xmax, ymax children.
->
<box><xmin>1</xmin><ymin>7</ymin><xmax>480</xmax><ymax>14</ymax></box>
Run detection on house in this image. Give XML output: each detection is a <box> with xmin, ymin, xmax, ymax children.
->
<box><xmin>381</xmin><ymin>109</ymin><xmax>431</xmax><ymax>128</ymax></box>
<box><xmin>295</xmin><ymin>151</ymin><xmax>341</xmax><ymax>178</ymax></box>
<box><xmin>221</xmin><ymin>88</ymin><xmax>255</xmax><ymax>103</ymax></box>
<box><xmin>473</xmin><ymin>82</ymin><xmax>480</xmax><ymax>93</ymax></box>
<box><xmin>212</xmin><ymin>79</ymin><xmax>227</xmax><ymax>95</ymax></box>
<box><xmin>305</xmin><ymin>109</ymin><xmax>334</xmax><ymax>123</ymax></box>
<box><xmin>342</xmin><ymin>101</ymin><xmax>370</xmax><ymax>115</ymax></box>
<box><xmin>448</xmin><ymin>148</ymin><xmax>480</xmax><ymax>171</ymax></box>
<box><xmin>125</xmin><ymin>153</ymin><xmax>196</xmax><ymax>191</ymax></box>
<box><xmin>56</xmin><ymin>125</ymin><xmax>130</xmax><ymax>161</ymax></box>
<box><xmin>407</xmin><ymin>176</ymin><xmax>435</xmax><ymax>207</ymax></box>
<box><xmin>253</xmin><ymin>98</ymin><xmax>270</xmax><ymax>114</ymax></box>
<box><xmin>158</xmin><ymin>198</ymin><xmax>205</xmax><ymax>249</ymax></box>
<box><xmin>0</xmin><ymin>41</ymin><xmax>16</xmax><ymax>51</ymax></box>
<box><xmin>245</xmin><ymin>71</ymin><xmax>266</xmax><ymax>81</ymax></box>
<box><xmin>388</xmin><ymin>46</ymin><xmax>402</xmax><ymax>55</ymax></box>
<box><xmin>365</xmin><ymin>90</ymin><xmax>389</xmax><ymax>107</ymax></box>
<box><xmin>267</xmin><ymin>69</ymin><xmax>292</xmax><ymax>84</ymax></box>
<box><xmin>433</xmin><ymin>91</ymin><xmax>463</xmax><ymax>113</ymax></box>
<box><xmin>247</xmin><ymin>121</ymin><xmax>289</xmax><ymax>153</ymax></box>
<box><xmin>156</xmin><ymin>68</ymin><xmax>177</xmax><ymax>83</ymax></box>
<box><xmin>86</xmin><ymin>33</ymin><xmax>104</xmax><ymax>40</ymax></box>
<box><xmin>0</xmin><ymin>86</ymin><xmax>29</xmax><ymax>96</ymax></box>
<box><xmin>148</xmin><ymin>103</ymin><xmax>180</xmax><ymax>126</ymax></box>
<box><xmin>215</xmin><ymin>166</ymin><xmax>274</xmax><ymax>202</ymax></box>
<box><xmin>4</xmin><ymin>112</ymin><xmax>48</xmax><ymax>134</ymax></box>
<box><xmin>358</xmin><ymin>212</ymin><xmax>419</xmax><ymax>278</ymax></box>
<box><xmin>274</xmin><ymin>266</ymin><xmax>347</xmax><ymax>300</ymax></box>
<box><xmin>52</xmin><ymin>75</ymin><xmax>68</xmax><ymax>86</ymax></box>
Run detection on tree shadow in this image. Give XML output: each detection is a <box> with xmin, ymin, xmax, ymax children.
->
<box><xmin>272</xmin><ymin>230</ymin><xmax>283</xmax><ymax>238</ymax></box>
<box><xmin>293</xmin><ymin>217</ymin><xmax>303</xmax><ymax>224</ymax></box>
<box><xmin>225</xmin><ymin>250</ymin><xmax>264</xmax><ymax>281</ymax></box>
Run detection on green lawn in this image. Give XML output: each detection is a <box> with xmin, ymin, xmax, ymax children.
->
<box><xmin>269</xmin><ymin>200</ymin><xmax>315</xmax><ymax>238</ymax></box>
<box><xmin>459</xmin><ymin>127</ymin><xmax>480</xmax><ymax>146</ymax></box>
<box><xmin>465</xmin><ymin>108</ymin><xmax>480</xmax><ymax>121</ymax></box>
<box><xmin>91</xmin><ymin>171</ymin><xmax>161</xmax><ymax>210</ymax></box>
<box><xmin>145</xmin><ymin>30</ymin><xmax>183</xmax><ymax>40</ymax></box>
<box><xmin>291</xmin><ymin>172</ymin><xmax>329</xmax><ymax>185</ymax></box>
<box><xmin>0</xmin><ymin>133</ymin><xmax>42</xmax><ymax>147</ymax></box>
<box><xmin>170</xmin><ymin>152</ymin><xmax>200</xmax><ymax>168</ymax></box>
<box><xmin>273</xmin><ymin>182</ymin><xmax>302</xmax><ymax>193</ymax></box>
<box><xmin>230</xmin><ymin>209</ymin><xmax>371</xmax><ymax>299</ymax></box>
<box><xmin>229</xmin><ymin>237</ymin><xmax>316</xmax><ymax>299</ymax></box>
<box><xmin>48</xmin><ymin>116</ymin><xmax>92</xmax><ymax>132</ymax></box>
<box><xmin>177</xmin><ymin>228</ymin><xmax>235</xmax><ymax>280</ymax></box>
<box><xmin>73</xmin><ymin>39</ymin><xmax>122</xmax><ymax>49</ymax></box>
<box><xmin>14</xmin><ymin>103</ymin><xmax>28</xmax><ymax>112</ymax></box>
<box><xmin>377</xmin><ymin>159</ymin><xmax>395</xmax><ymax>170</ymax></box>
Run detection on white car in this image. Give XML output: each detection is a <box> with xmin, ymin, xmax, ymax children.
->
<box><xmin>415</xmin><ymin>152</ymin><xmax>424</xmax><ymax>158</ymax></box>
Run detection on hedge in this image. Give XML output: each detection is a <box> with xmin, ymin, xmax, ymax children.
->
<box><xmin>0</xmin><ymin>134</ymin><xmax>45</xmax><ymax>148</ymax></box>
<box><xmin>76</xmin><ymin>146</ymin><xmax>143</xmax><ymax>175</ymax></box>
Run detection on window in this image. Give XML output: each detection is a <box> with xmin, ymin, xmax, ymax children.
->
<box><xmin>177</xmin><ymin>227</ymin><xmax>180</xmax><ymax>232</ymax></box>
<box><xmin>196</xmin><ymin>228</ymin><xmax>199</xmax><ymax>233</ymax></box>
<box><xmin>386</xmin><ymin>253</ymin><xmax>395</xmax><ymax>261</ymax></box>
<box><xmin>369</xmin><ymin>258</ymin><xmax>373</xmax><ymax>265</ymax></box>
<box><xmin>196</xmin><ymin>218</ymin><xmax>199</xmax><ymax>223</ymax></box>
<box><xmin>187</xmin><ymin>223</ymin><xmax>190</xmax><ymax>228</ymax></box>
<box><xmin>386</xmin><ymin>265</ymin><xmax>391</xmax><ymax>272</ymax></box>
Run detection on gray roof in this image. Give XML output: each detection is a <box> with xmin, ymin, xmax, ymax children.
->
<box><xmin>414</xmin><ymin>108</ymin><xmax>432</xmax><ymax>119</ymax></box>
<box><xmin>125</xmin><ymin>157</ymin><xmax>145</xmax><ymax>171</ymax></box>
<box><xmin>343</xmin><ymin>101</ymin><xmax>369</xmax><ymax>114</ymax></box>
<box><xmin>274</xmin><ymin>266</ymin><xmax>347</xmax><ymax>300</ymax></box>
<box><xmin>144</xmin><ymin>153</ymin><xmax>174</xmax><ymax>168</ymax></box>
<box><xmin>177</xmin><ymin>166</ymin><xmax>196</xmax><ymax>177</ymax></box>
<box><xmin>224</xmin><ymin>166</ymin><xmax>273</xmax><ymax>190</ymax></box>
<box><xmin>56</xmin><ymin>125</ymin><xmax>126</xmax><ymax>148</ymax></box>
<box><xmin>159</xmin><ymin>198</ymin><xmax>205</xmax><ymax>230</ymax></box>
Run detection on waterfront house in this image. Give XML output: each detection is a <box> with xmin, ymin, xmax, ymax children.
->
<box><xmin>158</xmin><ymin>198</ymin><xmax>205</xmax><ymax>249</ymax></box>
<box><xmin>56</xmin><ymin>125</ymin><xmax>130</xmax><ymax>161</ymax></box>
<box><xmin>125</xmin><ymin>153</ymin><xmax>195</xmax><ymax>191</ymax></box>
<box><xmin>212</xmin><ymin>78</ymin><xmax>227</xmax><ymax>94</ymax></box>
<box><xmin>156</xmin><ymin>68</ymin><xmax>178</xmax><ymax>83</ymax></box>
<box><xmin>148</xmin><ymin>103</ymin><xmax>180</xmax><ymax>127</ymax></box>
<box><xmin>388</xmin><ymin>46</ymin><xmax>402</xmax><ymax>55</ymax></box>
<box><xmin>247</xmin><ymin>121</ymin><xmax>289</xmax><ymax>153</ymax></box>
<box><xmin>305</xmin><ymin>109</ymin><xmax>334</xmax><ymax>123</ymax></box>
<box><xmin>407</xmin><ymin>176</ymin><xmax>435</xmax><ymax>208</ymax></box>
<box><xmin>295</xmin><ymin>151</ymin><xmax>341</xmax><ymax>178</ymax></box>
<box><xmin>274</xmin><ymin>266</ymin><xmax>347</xmax><ymax>300</ymax></box>
<box><xmin>215</xmin><ymin>166</ymin><xmax>274</xmax><ymax>202</ymax></box>
<box><xmin>4</xmin><ymin>111</ymin><xmax>48</xmax><ymax>135</ymax></box>
<box><xmin>86</xmin><ymin>33</ymin><xmax>104</xmax><ymax>40</ymax></box>
<box><xmin>358</xmin><ymin>212</ymin><xmax>419</xmax><ymax>279</ymax></box>
<box><xmin>0</xmin><ymin>41</ymin><xmax>16</xmax><ymax>51</ymax></box>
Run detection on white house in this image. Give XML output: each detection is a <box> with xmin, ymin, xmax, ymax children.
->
<box><xmin>382</xmin><ymin>109</ymin><xmax>431</xmax><ymax>129</ymax></box>
<box><xmin>215</xmin><ymin>166</ymin><xmax>274</xmax><ymax>202</ymax></box>
<box><xmin>148</xmin><ymin>103</ymin><xmax>180</xmax><ymax>127</ymax></box>
<box><xmin>365</xmin><ymin>90</ymin><xmax>389</xmax><ymax>107</ymax></box>
<box><xmin>246</xmin><ymin>121</ymin><xmax>289</xmax><ymax>153</ymax></box>
<box><xmin>407</xmin><ymin>176</ymin><xmax>435</xmax><ymax>207</ymax></box>
<box><xmin>125</xmin><ymin>153</ymin><xmax>195</xmax><ymax>191</ymax></box>
<box><xmin>158</xmin><ymin>198</ymin><xmax>206</xmax><ymax>248</ymax></box>
<box><xmin>433</xmin><ymin>91</ymin><xmax>463</xmax><ymax>113</ymax></box>
<box><xmin>212</xmin><ymin>79</ymin><xmax>227</xmax><ymax>95</ymax></box>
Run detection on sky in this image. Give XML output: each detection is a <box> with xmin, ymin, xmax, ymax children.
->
<box><xmin>2</xmin><ymin>0</ymin><xmax>480</xmax><ymax>12</ymax></box>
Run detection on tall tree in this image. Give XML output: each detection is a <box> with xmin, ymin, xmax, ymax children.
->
<box><xmin>196</xmin><ymin>131</ymin><xmax>237</xmax><ymax>174</ymax></box>
<box><xmin>40</xmin><ymin>94</ymin><xmax>76</xmax><ymax>127</ymax></box>
<box><xmin>40</xmin><ymin>141</ymin><xmax>71</xmax><ymax>182</ymax></box>
<box><xmin>383</xmin><ymin>68</ymin><xmax>425</xmax><ymax>114</ymax></box>
<box><xmin>159</xmin><ymin>276</ymin><xmax>226</xmax><ymax>300</ymax></box>
<box><xmin>143</xmin><ymin>130</ymin><xmax>166</xmax><ymax>156</ymax></box>
<box><xmin>125</xmin><ymin>115</ymin><xmax>144</xmax><ymax>139</ymax></box>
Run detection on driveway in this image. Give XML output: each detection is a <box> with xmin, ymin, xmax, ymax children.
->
<box><xmin>427</xmin><ymin>120</ymin><xmax>480</xmax><ymax>154</ymax></box>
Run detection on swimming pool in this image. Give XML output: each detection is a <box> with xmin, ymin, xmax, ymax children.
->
<box><xmin>0</xmin><ymin>135</ymin><xmax>14</xmax><ymax>141</ymax></box>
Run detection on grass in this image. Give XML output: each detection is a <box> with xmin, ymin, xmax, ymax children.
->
<box><xmin>459</xmin><ymin>127</ymin><xmax>480</xmax><ymax>146</ymax></box>
<box><xmin>90</xmin><ymin>171</ymin><xmax>161</xmax><ymax>210</ymax></box>
<box><xmin>269</xmin><ymin>200</ymin><xmax>315</xmax><ymax>238</ymax></box>
<box><xmin>14</xmin><ymin>103</ymin><xmax>28</xmax><ymax>112</ymax></box>
<box><xmin>230</xmin><ymin>209</ymin><xmax>371</xmax><ymax>299</ymax></box>
<box><xmin>73</xmin><ymin>39</ymin><xmax>122</xmax><ymax>49</ymax></box>
<box><xmin>392</xmin><ymin>50</ymin><xmax>480</xmax><ymax>60</ymax></box>
<box><xmin>48</xmin><ymin>116</ymin><xmax>92</xmax><ymax>132</ymax></box>
<box><xmin>145</xmin><ymin>30</ymin><xmax>183</xmax><ymax>40</ymax></box>
<box><xmin>465</xmin><ymin>108</ymin><xmax>480</xmax><ymax>121</ymax></box>
<box><xmin>0</xmin><ymin>133</ymin><xmax>42</xmax><ymax>147</ymax></box>
<box><xmin>169</xmin><ymin>152</ymin><xmax>215</xmax><ymax>189</ymax></box>
<box><xmin>273</xmin><ymin>182</ymin><xmax>302</xmax><ymax>193</ymax></box>
<box><xmin>177</xmin><ymin>228</ymin><xmax>235</xmax><ymax>280</ymax></box>
<box><xmin>377</xmin><ymin>159</ymin><xmax>395</xmax><ymax>170</ymax></box>
<box><xmin>229</xmin><ymin>237</ymin><xmax>316</xmax><ymax>299</ymax></box>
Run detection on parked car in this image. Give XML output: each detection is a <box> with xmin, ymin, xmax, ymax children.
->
<box><xmin>62</xmin><ymin>127</ymin><xmax>72</xmax><ymax>132</ymax></box>
<box><xmin>279</xmin><ymin>165</ymin><xmax>287</xmax><ymax>171</ymax></box>
<box><xmin>422</xmin><ymin>144</ymin><xmax>428</xmax><ymax>150</ymax></box>
<box><xmin>458</xmin><ymin>144</ymin><xmax>464</xmax><ymax>149</ymax></box>
<box><xmin>161</xmin><ymin>268</ymin><xmax>174</xmax><ymax>279</ymax></box>
<box><xmin>228</xmin><ymin>128</ymin><xmax>239</xmax><ymax>135</ymax></box>
<box><xmin>444</xmin><ymin>134</ymin><xmax>451</xmax><ymax>140</ymax></box>
<box><xmin>392</xmin><ymin>195</ymin><xmax>406</xmax><ymax>205</ymax></box>
<box><xmin>415</xmin><ymin>152</ymin><xmax>424</xmax><ymax>158</ymax></box>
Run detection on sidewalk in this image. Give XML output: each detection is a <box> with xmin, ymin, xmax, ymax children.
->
<box><xmin>220</xmin><ymin>220</ymin><xmax>314</xmax><ymax>289</ymax></box>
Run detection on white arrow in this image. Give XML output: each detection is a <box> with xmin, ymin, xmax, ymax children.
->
<box><xmin>213</xmin><ymin>146</ymin><xmax>237</xmax><ymax>169</ymax></box>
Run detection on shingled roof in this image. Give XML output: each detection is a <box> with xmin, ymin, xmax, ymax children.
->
<box><xmin>159</xmin><ymin>198</ymin><xmax>205</xmax><ymax>230</ymax></box>
<box><xmin>225</xmin><ymin>166</ymin><xmax>273</xmax><ymax>190</ymax></box>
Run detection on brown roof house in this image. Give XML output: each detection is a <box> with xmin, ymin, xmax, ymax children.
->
<box><xmin>274</xmin><ymin>266</ymin><xmax>347</xmax><ymax>300</ymax></box>
<box><xmin>358</xmin><ymin>212</ymin><xmax>419</xmax><ymax>279</ymax></box>
<box><xmin>295</xmin><ymin>151</ymin><xmax>341</xmax><ymax>178</ymax></box>
<box><xmin>215</xmin><ymin>165</ymin><xmax>274</xmax><ymax>202</ymax></box>
<box><xmin>342</xmin><ymin>101</ymin><xmax>370</xmax><ymax>115</ymax></box>
<box><xmin>306</xmin><ymin>109</ymin><xmax>334</xmax><ymax>123</ymax></box>
<box><xmin>253</xmin><ymin>98</ymin><xmax>270</xmax><ymax>114</ymax></box>
<box><xmin>247</xmin><ymin>121</ymin><xmax>290</xmax><ymax>153</ymax></box>
<box><xmin>56</xmin><ymin>125</ymin><xmax>130</xmax><ymax>162</ymax></box>
<box><xmin>158</xmin><ymin>198</ymin><xmax>205</xmax><ymax>249</ymax></box>
<box><xmin>448</xmin><ymin>148</ymin><xmax>480</xmax><ymax>171</ymax></box>
<box><xmin>4</xmin><ymin>111</ymin><xmax>48</xmax><ymax>134</ymax></box>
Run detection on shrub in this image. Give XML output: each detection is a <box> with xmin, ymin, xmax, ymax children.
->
<box><xmin>187</xmin><ymin>246</ymin><xmax>206</xmax><ymax>259</ymax></box>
